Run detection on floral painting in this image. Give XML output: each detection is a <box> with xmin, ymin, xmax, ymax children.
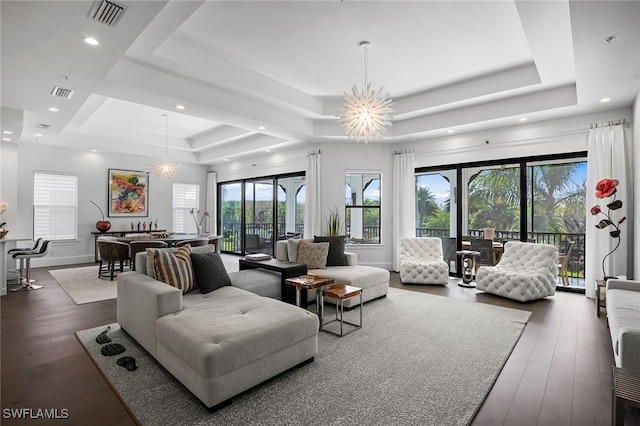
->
<box><xmin>108</xmin><ymin>169</ymin><xmax>148</xmax><ymax>217</ymax></box>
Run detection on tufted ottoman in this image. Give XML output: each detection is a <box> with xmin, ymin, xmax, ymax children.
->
<box><xmin>475</xmin><ymin>241</ymin><xmax>558</xmax><ymax>302</ymax></box>
<box><xmin>154</xmin><ymin>286</ymin><xmax>319</xmax><ymax>409</ymax></box>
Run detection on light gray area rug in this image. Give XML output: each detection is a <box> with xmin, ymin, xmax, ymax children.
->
<box><xmin>49</xmin><ymin>266</ymin><xmax>117</xmax><ymax>304</ymax></box>
<box><xmin>76</xmin><ymin>287</ymin><xmax>530</xmax><ymax>425</ymax></box>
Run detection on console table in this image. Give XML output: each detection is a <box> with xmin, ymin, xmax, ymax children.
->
<box><xmin>91</xmin><ymin>230</ymin><xmax>166</xmax><ymax>262</ymax></box>
<box><xmin>238</xmin><ymin>258</ymin><xmax>307</xmax><ymax>304</ymax></box>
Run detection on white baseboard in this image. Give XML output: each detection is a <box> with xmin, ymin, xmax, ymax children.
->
<box><xmin>31</xmin><ymin>254</ymin><xmax>95</xmax><ymax>269</ymax></box>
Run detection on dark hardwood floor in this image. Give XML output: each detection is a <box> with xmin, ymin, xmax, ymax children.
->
<box><xmin>1</xmin><ymin>266</ymin><xmax>638</xmax><ymax>425</ymax></box>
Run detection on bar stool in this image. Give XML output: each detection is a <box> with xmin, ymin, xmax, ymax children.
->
<box><xmin>10</xmin><ymin>240</ymin><xmax>50</xmax><ymax>292</ymax></box>
<box><xmin>7</xmin><ymin>238</ymin><xmax>42</xmax><ymax>284</ymax></box>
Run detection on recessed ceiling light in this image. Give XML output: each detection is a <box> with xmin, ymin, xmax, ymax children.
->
<box><xmin>84</xmin><ymin>37</ymin><xmax>99</xmax><ymax>46</ymax></box>
<box><xmin>224</xmin><ymin>158</ymin><xmax>229</xmax><ymax>162</ymax></box>
<box><xmin>176</xmin><ymin>105</ymin><xmax>185</xmax><ymax>110</ymax></box>
<box><xmin>447</xmin><ymin>129</ymin><xmax>454</xmax><ymax>134</ymax></box>
<box><xmin>2</xmin><ymin>137</ymin><xmax>11</xmax><ymax>141</ymax></box>
<box><xmin>35</xmin><ymin>133</ymin><xmax>43</xmax><ymax>137</ymax></box>
<box><xmin>48</xmin><ymin>107</ymin><xmax>59</xmax><ymax>112</ymax></box>
<box><xmin>2</xmin><ymin>130</ymin><xmax>13</xmax><ymax>135</ymax></box>
<box><xmin>258</xmin><ymin>126</ymin><xmax>266</xmax><ymax>130</ymax></box>
<box><xmin>265</xmin><ymin>149</ymin><xmax>271</xmax><ymax>152</ymax></box>
<box><xmin>91</xmin><ymin>149</ymin><xmax>98</xmax><ymax>152</ymax></box>
<box><xmin>600</xmin><ymin>98</ymin><xmax>611</xmax><ymax>103</ymax></box>
<box><xmin>519</xmin><ymin>117</ymin><xmax>527</xmax><ymax>122</ymax></box>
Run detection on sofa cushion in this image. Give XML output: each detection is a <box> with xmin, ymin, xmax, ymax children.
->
<box><xmin>154</xmin><ymin>245</ymin><xmax>196</xmax><ymax>294</ymax></box>
<box><xmin>229</xmin><ymin>269</ymin><xmax>281</xmax><ymax>299</ymax></box>
<box><xmin>297</xmin><ymin>241</ymin><xmax>330</xmax><ymax>269</ymax></box>
<box><xmin>286</xmin><ymin>238</ymin><xmax>312</xmax><ymax>263</ymax></box>
<box><xmin>314</xmin><ymin>235</ymin><xmax>348</xmax><ymax>266</ymax></box>
<box><xmin>155</xmin><ymin>286</ymin><xmax>319</xmax><ymax>379</ymax></box>
<box><xmin>145</xmin><ymin>244</ymin><xmax>216</xmax><ymax>279</ymax></box>
<box><xmin>191</xmin><ymin>252</ymin><xmax>231</xmax><ymax>294</ymax></box>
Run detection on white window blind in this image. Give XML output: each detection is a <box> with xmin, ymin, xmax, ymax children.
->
<box><xmin>173</xmin><ymin>183</ymin><xmax>199</xmax><ymax>233</ymax></box>
<box><xmin>33</xmin><ymin>172</ymin><xmax>78</xmax><ymax>240</ymax></box>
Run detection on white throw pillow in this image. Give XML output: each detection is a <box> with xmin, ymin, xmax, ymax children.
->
<box><xmin>287</xmin><ymin>238</ymin><xmax>313</xmax><ymax>263</ymax></box>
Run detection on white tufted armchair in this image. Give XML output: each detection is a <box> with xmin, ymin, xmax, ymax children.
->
<box><xmin>399</xmin><ymin>237</ymin><xmax>449</xmax><ymax>285</ymax></box>
<box><xmin>476</xmin><ymin>241</ymin><xmax>558</xmax><ymax>302</ymax></box>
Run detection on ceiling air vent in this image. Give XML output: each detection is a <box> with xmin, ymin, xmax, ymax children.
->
<box><xmin>88</xmin><ymin>0</ymin><xmax>127</xmax><ymax>27</ymax></box>
<box><xmin>51</xmin><ymin>86</ymin><xmax>74</xmax><ymax>100</ymax></box>
<box><xmin>36</xmin><ymin>123</ymin><xmax>50</xmax><ymax>130</ymax></box>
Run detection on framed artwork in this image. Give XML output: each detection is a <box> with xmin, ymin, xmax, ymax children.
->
<box><xmin>108</xmin><ymin>169</ymin><xmax>149</xmax><ymax>217</ymax></box>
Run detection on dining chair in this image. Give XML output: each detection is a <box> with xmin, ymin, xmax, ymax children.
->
<box><xmin>129</xmin><ymin>240</ymin><xmax>168</xmax><ymax>270</ymax></box>
<box><xmin>207</xmin><ymin>235</ymin><xmax>223</xmax><ymax>253</ymax></box>
<box><xmin>469</xmin><ymin>238</ymin><xmax>494</xmax><ymax>269</ymax></box>
<box><xmin>176</xmin><ymin>238</ymin><xmax>209</xmax><ymax>248</ymax></box>
<box><xmin>98</xmin><ymin>240</ymin><xmax>131</xmax><ymax>281</ymax></box>
<box><xmin>558</xmin><ymin>240</ymin><xmax>575</xmax><ymax>286</ymax></box>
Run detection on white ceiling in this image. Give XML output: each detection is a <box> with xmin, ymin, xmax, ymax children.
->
<box><xmin>1</xmin><ymin>0</ymin><xmax>639</xmax><ymax>165</ymax></box>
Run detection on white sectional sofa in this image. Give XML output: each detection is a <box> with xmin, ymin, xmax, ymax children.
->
<box><xmin>117</xmin><ymin>250</ymin><xmax>319</xmax><ymax>410</ymax></box>
<box><xmin>606</xmin><ymin>278</ymin><xmax>640</xmax><ymax>372</ymax></box>
<box><xmin>275</xmin><ymin>240</ymin><xmax>389</xmax><ymax>308</ymax></box>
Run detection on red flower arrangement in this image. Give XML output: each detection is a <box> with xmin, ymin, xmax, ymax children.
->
<box><xmin>590</xmin><ymin>178</ymin><xmax>626</xmax><ymax>279</ymax></box>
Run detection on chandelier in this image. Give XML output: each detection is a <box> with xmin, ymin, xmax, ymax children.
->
<box><xmin>146</xmin><ymin>114</ymin><xmax>183</xmax><ymax>180</ymax></box>
<box><xmin>339</xmin><ymin>41</ymin><xmax>394</xmax><ymax>143</ymax></box>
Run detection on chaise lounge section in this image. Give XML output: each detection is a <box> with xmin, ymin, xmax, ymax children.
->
<box><xmin>275</xmin><ymin>239</ymin><xmax>389</xmax><ymax>308</ymax></box>
<box><xmin>117</xmin><ymin>247</ymin><xmax>319</xmax><ymax>410</ymax></box>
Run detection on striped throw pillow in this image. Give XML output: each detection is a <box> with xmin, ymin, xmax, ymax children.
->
<box><xmin>153</xmin><ymin>245</ymin><xmax>196</xmax><ymax>293</ymax></box>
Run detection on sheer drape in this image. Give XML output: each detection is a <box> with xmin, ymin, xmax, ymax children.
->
<box><xmin>585</xmin><ymin>125</ymin><xmax>631</xmax><ymax>298</ymax></box>
<box><xmin>304</xmin><ymin>151</ymin><xmax>322</xmax><ymax>239</ymax></box>
<box><xmin>392</xmin><ymin>150</ymin><xmax>416</xmax><ymax>271</ymax></box>
<box><xmin>206</xmin><ymin>171</ymin><xmax>217</xmax><ymax>234</ymax></box>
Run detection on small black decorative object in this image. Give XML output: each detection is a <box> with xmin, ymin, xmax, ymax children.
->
<box><xmin>95</xmin><ymin>326</ymin><xmax>112</xmax><ymax>344</ymax></box>
<box><xmin>101</xmin><ymin>343</ymin><xmax>126</xmax><ymax>357</ymax></box>
<box><xmin>116</xmin><ymin>356</ymin><xmax>138</xmax><ymax>371</ymax></box>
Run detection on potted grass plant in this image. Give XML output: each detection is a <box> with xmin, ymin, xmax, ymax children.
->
<box><xmin>325</xmin><ymin>207</ymin><xmax>343</xmax><ymax>237</ymax></box>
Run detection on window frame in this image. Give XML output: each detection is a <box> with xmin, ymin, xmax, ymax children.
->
<box><xmin>345</xmin><ymin>171</ymin><xmax>382</xmax><ymax>245</ymax></box>
<box><xmin>172</xmin><ymin>183</ymin><xmax>200</xmax><ymax>233</ymax></box>
<box><xmin>33</xmin><ymin>171</ymin><xmax>78</xmax><ymax>241</ymax></box>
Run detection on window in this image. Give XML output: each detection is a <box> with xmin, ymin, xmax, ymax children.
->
<box><xmin>345</xmin><ymin>172</ymin><xmax>381</xmax><ymax>244</ymax></box>
<box><xmin>33</xmin><ymin>172</ymin><xmax>78</xmax><ymax>241</ymax></box>
<box><xmin>173</xmin><ymin>183</ymin><xmax>199</xmax><ymax>233</ymax></box>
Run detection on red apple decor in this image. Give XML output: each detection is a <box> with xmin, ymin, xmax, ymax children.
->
<box><xmin>90</xmin><ymin>200</ymin><xmax>111</xmax><ymax>233</ymax></box>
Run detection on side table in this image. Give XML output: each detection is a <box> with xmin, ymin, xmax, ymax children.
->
<box><xmin>596</xmin><ymin>279</ymin><xmax>606</xmax><ymax>318</ymax></box>
<box><xmin>285</xmin><ymin>275</ymin><xmax>334</xmax><ymax>326</ymax></box>
<box><xmin>612</xmin><ymin>366</ymin><xmax>640</xmax><ymax>426</ymax></box>
<box><xmin>322</xmin><ymin>284</ymin><xmax>363</xmax><ymax>337</ymax></box>
<box><xmin>457</xmin><ymin>250</ymin><xmax>480</xmax><ymax>288</ymax></box>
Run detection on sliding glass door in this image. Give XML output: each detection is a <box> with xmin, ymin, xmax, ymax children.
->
<box><xmin>218</xmin><ymin>173</ymin><xmax>305</xmax><ymax>255</ymax></box>
<box><xmin>416</xmin><ymin>153</ymin><xmax>587</xmax><ymax>289</ymax></box>
<box><xmin>220</xmin><ymin>182</ymin><xmax>242</xmax><ymax>253</ymax></box>
<box><xmin>245</xmin><ymin>179</ymin><xmax>275</xmax><ymax>255</ymax></box>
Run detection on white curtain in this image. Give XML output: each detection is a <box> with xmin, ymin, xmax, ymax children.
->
<box><xmin>585</xmin><ymin>125</ymin><xmax>631</xmax><ymax>298</ymax></box>
<box><xmin>304</xmin><ymin>151</ymin><xmax>322</xmax><ymax>239</ymax></box>
<box><xmin>206</xmin><ymin>171</ymin><xmax>217</xmax><ymax>234</ymax></box>
<box><xmin>392</xmin><ymin>150</ymin><xmax>416</xmax><ymax>271</ymax></box>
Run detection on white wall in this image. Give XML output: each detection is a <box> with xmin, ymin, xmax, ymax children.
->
<box><xmin>11</xmin><ymin>143</ymin><xmax>209</xmax><ymax>267</ymax></box>
<box><xmin>214</xmin><ymin>108</ymin><xmax>634</xmax><ymax>271</ymax></box>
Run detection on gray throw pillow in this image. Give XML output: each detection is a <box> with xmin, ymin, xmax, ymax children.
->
<box><xmin>297</xmin><ymin>241</ymin><xmax>330</xmax><ymax>269</ymax></box>
<box><xmin>314</xmin><ymin>235</ymin><xmax>348</xmax><ymax>266</ymax></box>
<box><xmin>190</xmin><ymin>252</ymin><xmax>231</xmax><ymax>294</ymax></box>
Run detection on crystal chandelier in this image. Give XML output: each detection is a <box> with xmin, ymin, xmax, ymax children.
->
<box><xmin>339</xmin><ymin>41</ymin><xmax>395</xmax><ymax>143</ymax></box>
<box><xmin>146</xmin><ymin>114</ymin><xmax>183</xmax><ymax>180</ymax></box>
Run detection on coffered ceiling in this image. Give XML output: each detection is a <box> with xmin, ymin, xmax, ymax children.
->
<box><xmin>1</xmin><ymin>0</ymin><xmax>638</xmax><ymax>165</ymax></box>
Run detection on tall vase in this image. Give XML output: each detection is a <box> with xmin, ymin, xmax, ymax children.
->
<box><xmin>196</xmin><ymin>225</ymin><xmax>201</xmax><ymax>235</ymax></box>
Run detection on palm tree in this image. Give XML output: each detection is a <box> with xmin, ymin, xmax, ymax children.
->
<box><xmin>415</xmin><ymin>186</ymin><xmax>438</xmax><ymax>227</ymax></box>
<box><xmin>426</xmin><ymin>209</ymin><xmax>450</xmax><ymax>229</ymax></box>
